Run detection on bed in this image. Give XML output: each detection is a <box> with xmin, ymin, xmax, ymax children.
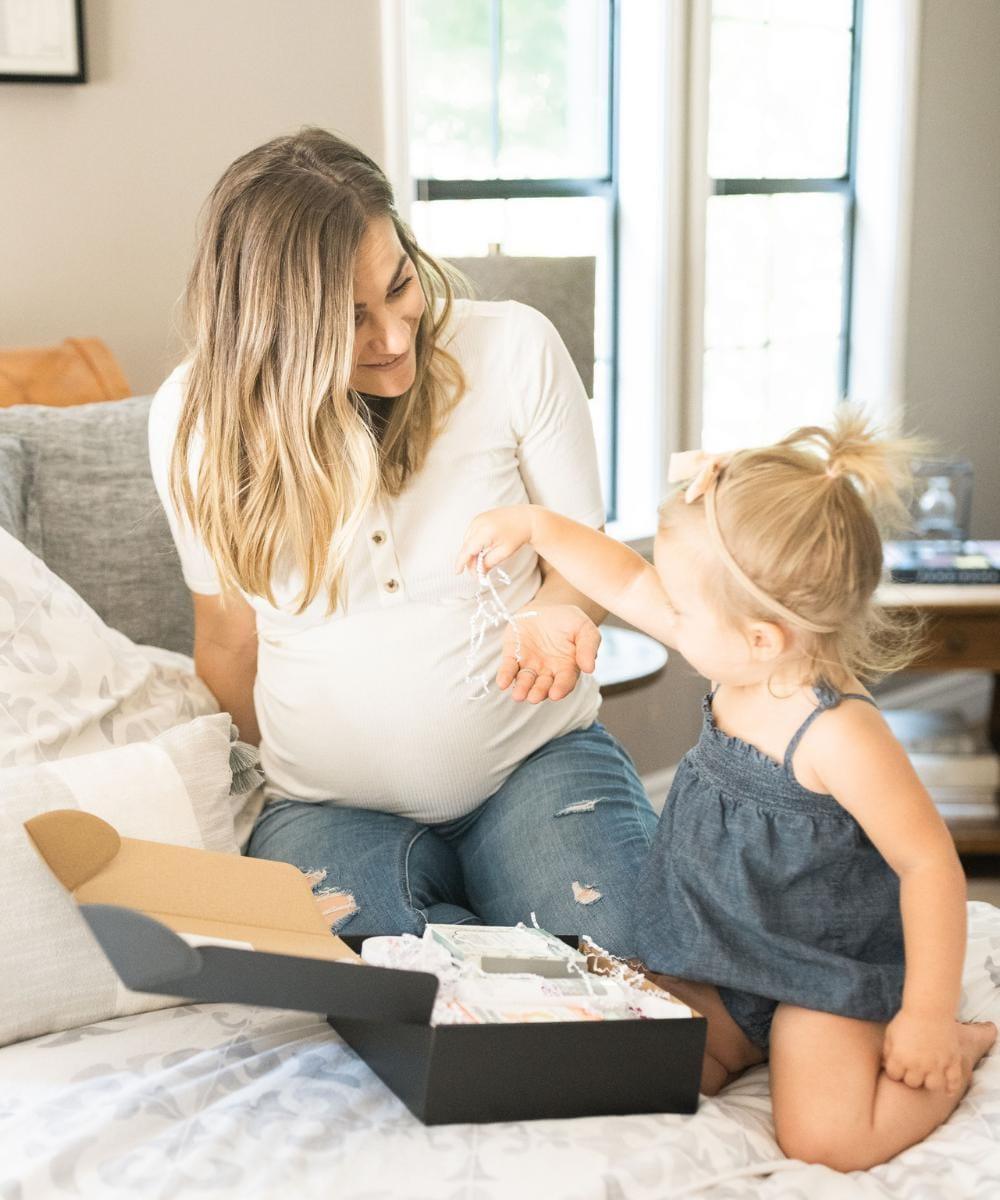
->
<box><xmin>2</xmin><ymin>903</ymin><xmax>999</xmax><ymax>1200</ymax></box>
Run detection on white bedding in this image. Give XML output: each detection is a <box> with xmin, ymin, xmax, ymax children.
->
<box><xmin>3</xmin><ymin>903</ymin><xmax>1000</xmax><ymax>1200</ymax></box>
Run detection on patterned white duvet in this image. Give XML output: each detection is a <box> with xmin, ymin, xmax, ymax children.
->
<box><xmin>3</xmin><ymin>904</ymin><xmax>1000</xmax><ymax>1200</ymax></box>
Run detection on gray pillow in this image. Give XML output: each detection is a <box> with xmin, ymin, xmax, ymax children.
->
<box><xmin>0</xmin><ymin>397</ymin><xmax>193</xmax><ymax>654</ymax></box>
<box><xmin>0</xmin><ymin>434</ymin><xmax>30</xmax><ymax>544</ymax></box>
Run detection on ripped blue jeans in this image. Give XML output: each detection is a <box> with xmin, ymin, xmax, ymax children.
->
<box><xmin>246</xmin><ymin>723</ymin><xmax>656</xmax><ymax>958</ymax></box>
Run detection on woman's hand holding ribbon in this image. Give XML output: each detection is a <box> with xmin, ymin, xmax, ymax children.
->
<box><xmin>457</xmin><ymin>505</ymin><xmax>599</xmax><ymax>703</ymax></box>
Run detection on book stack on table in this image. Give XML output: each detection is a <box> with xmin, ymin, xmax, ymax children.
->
<box><xmin>886</xmin><ymin>708</ymin><xmax>1000</xmax><ymax>820</ymax></box>
<box><xmin>884</xmin><ymin>540</ymin><xmax>1000</xmax><ymax>585</ymax></box>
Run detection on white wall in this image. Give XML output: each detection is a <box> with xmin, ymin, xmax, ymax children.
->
<box><xmin>0</xmin><ymin>0</ymin><xmax>385</xmax><ymax>394</ymax></box>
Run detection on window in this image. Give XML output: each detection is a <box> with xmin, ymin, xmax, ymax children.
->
<box><xmin>699</xmin><ymin>0</ymin><xmax>863</xmax><ymax>450</ymax></box>
<box><xmin>398</xmin><ymin>0</ymin><xmax>874</xmax><ymax>541</ymax></box>
<box><xmin>405</xmin><ymin>0</ymin><xmax>619</xmax><ymax>513</ymax></box>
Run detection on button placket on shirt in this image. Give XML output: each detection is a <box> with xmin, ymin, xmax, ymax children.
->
<box><xmin>365</xmin><ymin>504</ymin><xmax>405</xmax><ymax>604</ymax></box>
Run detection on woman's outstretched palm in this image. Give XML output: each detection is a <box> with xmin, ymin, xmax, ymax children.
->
<box><xmin>498</xmin><ymin>603</ymin><xmax>601</xmax><ymax>703</ymax></box>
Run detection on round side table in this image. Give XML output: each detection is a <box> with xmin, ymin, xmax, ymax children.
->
<box><xmin>594</xmin><ymin>626</ymin><xmax>668</xmax><ymax>696</ymax></box>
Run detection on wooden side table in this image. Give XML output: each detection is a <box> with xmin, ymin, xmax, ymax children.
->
<box><xmin>877</xmin><ymin>583</ymin><xmax>1000</xmax><ymax>855</ymax></box>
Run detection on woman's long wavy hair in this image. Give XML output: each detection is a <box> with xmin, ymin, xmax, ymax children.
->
<box><xmin>170</xmin><ymin>127</ymin><xmax>465</xmax><ymax>614</ymax></box>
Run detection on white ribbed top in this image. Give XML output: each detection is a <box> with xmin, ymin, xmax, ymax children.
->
<box><xmin>148</xmin><ymin>301</ymin><xmax>605</xmax><ymax>822</ymax></box>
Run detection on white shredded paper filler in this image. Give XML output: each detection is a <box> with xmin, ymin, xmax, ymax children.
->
<box><xmin>465</xmin><ymin>548</ymin><xmax>537</xmax><ymax>699</ymax></box>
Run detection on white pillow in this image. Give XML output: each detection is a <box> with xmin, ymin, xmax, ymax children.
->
<box><xmin>0</xmin><ymin>713</ymin><xmax>238</xmax><ymax>1047</ymax></box>
<box><xmin>962</xmin><ymin>901</ymin><xmax>1000</xmax><ymax>1022</ymax></box>
<box><xmin>0</xmin><ymin>526</ymin><xmax>263</xmax><ymax>842</ymax></box>
<box><xmin>0</xmin><ymin>526</ymin><xmax>218</xmax><ymax>762</ymax></box>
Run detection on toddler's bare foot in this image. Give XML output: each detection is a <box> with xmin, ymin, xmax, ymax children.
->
<box><xmin>959</xmin><ymin>1020</ymin><xmax>997</xmax><ymax>1075</ymax></box>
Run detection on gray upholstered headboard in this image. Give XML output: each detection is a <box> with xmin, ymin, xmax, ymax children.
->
<box><xmin>446</xmin><ymin>255</ymin><xmax>596</xmax><ymax>396</ymax></box>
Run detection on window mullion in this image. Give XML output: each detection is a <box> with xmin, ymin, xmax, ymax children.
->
<box><xmin>839</xmin><ymin>0</ymin><xmax>865</xmax><ymax>400</ymax></box>
<box><xmin>415</xmin><ymin>177</ymin><xmax>613</xmax><ymax>201</ymax></box>
<box><xmin>712</xmin><ymin>178</ymin><xmax>851</xmax><ymax>196</ymax></box>
<box><xmin>490</xmin><ymin>0</ymin><xmax>502</xmax><ymax>170</ymax></box>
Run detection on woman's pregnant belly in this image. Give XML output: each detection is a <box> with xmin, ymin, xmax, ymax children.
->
<box><xmin>254</xmin><ymin>602</ymin><xmax>601</xmax><ymax>823</ymax></box>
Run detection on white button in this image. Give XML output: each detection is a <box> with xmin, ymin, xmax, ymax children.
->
<box><xmin>385</xmin><ymin>578</ymin><xmax>399</xmax><ymax>592</ymax></box>
<box><xmin>372</xmin><ymin>530</ymin><xmax>386</xmax><ymax>545</ymax></box>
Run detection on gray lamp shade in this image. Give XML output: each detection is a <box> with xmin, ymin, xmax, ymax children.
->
<box><xmin>446</xmin><ymin>256</ymin><xmax>596</xmax><ymax>397</ymax></box>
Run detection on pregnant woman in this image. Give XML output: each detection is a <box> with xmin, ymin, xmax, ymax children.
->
<box><xmin>149</xmin><ymin>127</ymin><xmax>656</xmax><ymax>953</ymax></box>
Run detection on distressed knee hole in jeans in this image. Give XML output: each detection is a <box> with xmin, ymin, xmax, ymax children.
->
<box><xmin>302</xmin><ymin>867</ymin><xmax>359</xmax><ymax>932</ymax></box>
<box><xmin>555</xmin><ymin>797</ymin><xmax>609</xmax><ymax>817</ymax></box>
<box><xmin>572</xmin><ymin>881</ymin><xmax>603</xmax><ymax>905</ymax></box>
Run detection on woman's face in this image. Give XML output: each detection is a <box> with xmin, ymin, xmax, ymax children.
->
<box><xmin>349</xmin><ymin>216</ymin><xmax>426</xmax><ymax>397</ymax></box>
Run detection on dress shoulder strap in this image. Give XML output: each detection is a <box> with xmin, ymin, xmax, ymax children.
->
<box><xmin>782</xmin><ymin>683</ymin><xmax>879</xmax><ymax>775</ymax></box>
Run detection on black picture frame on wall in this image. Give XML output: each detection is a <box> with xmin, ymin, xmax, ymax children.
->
<box><xmin>0</xmin><ymin>0</ymin><xmax>86</xmax><ymax>84</ymax></box>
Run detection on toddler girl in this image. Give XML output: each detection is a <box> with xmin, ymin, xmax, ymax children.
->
<box><xmin>456</xmin><ymin>412</ymin><xmax>995</xmax><ymax>1171</ymax></box>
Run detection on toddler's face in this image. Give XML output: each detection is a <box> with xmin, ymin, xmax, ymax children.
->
<box><xmin>652</xmin><ymin>524</ymin><xmax>767</xmax><ymax>686</ymax></box>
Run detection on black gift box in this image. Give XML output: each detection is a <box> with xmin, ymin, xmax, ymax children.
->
<box><xmin>27</xmin><ymin>810</ymin><xmax>706</xmax><ymax>1126</ymax></box>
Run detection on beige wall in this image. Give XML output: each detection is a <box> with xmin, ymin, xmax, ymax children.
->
<box><xmin>903</xmin><ymin>0</ymin><xmax>1000</xmax><ymax>539</ymax></box>
<box><xmin>0</xmin><ymin>0</ymin><xmax>384</xmax><ymax>395</ymax></box>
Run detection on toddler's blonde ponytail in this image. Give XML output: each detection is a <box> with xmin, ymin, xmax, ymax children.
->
<box><xmin>660</xmin><ymin>408</ymin><xmax>925</xmax><ymax>686</ymax></box>
<box><xmin>781</xmin><ymin>411</ymin><xmax>917</xmax><ymax>533</ymax></box>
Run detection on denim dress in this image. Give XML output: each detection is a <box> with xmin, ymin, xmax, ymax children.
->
<box><xmin>634</xmin><ymin>683</ymin><xmax>905</xmax><ymax>1049</ymax></box>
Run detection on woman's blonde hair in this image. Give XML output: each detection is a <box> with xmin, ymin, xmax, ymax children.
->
<box><xmin>171</xmin><ymin>127</ymin><xmax>465</xmax><ymax>613</ymax></box>
<box><xmin>659</xmin><ymin>410</ymin><xmax>923</xmax><ymax>687</ymax></box>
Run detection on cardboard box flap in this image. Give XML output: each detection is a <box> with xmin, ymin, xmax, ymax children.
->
<box><xmin>26</xmin><ymin>810</ymin><xmax>348</xmax><ymax>949</ymax></box>
<box><xmin>26</xmin><ymin>811</ymin><xmax>362</xmax><ymax>950</ymax></box>
<box><xmin>25</xmin><ymin>805</ymin><xmax>121</xmax><ymax>891</ymax></box>
<box><xmin>25</xmin><ymin>810</ymin><xmax>439</xmax><ymax>1025</ymax></box>
<box><xmin>80</xmin><ymin>904</ymin><xmax>439</xmax><ymax>1024</ymax></box>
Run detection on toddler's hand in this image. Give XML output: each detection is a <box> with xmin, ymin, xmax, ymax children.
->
<box><xmin>455</xmin><ymin>507</ymin><xmax>536</xmax><ymax>575</ymax></box>
<box><xmin>882</xmin><ymin>1009</ymin><xmax>964</xmax><ymax>1093</ymax></box>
